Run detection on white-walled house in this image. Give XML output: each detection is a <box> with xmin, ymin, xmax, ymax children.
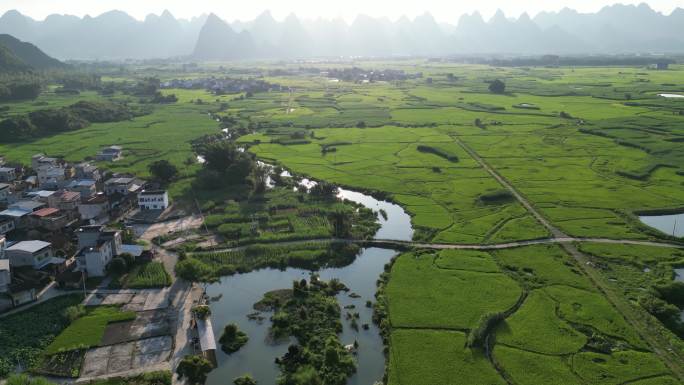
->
<box><xmin>96</xmin><ymin>146</ymin><xmax>123</xmax><ymax>162</ymax></box>
<box><xmin>138</xmin><ymin>190</ymin><xmax>169</xmax><ymax>210</ymax></box>
<box><xmin>5</xmin><ymin>240</ymin><xmax>53</xmax><ymax>268</ymax></box>
<box><xmin>0</xmin><ymin>259</ymin><xmax>10</xmax><ymax>293</ymax></box>
<box><xmin>104</xmin><ymin>177</ymin><xmax>140</xmax><ymax>196</ymax></box>
<box><xmin>0</xmin><ymin>167</ymin><xmax>16</xmax><ymax>183</ymax></box>
<box><xmin>76</xmin><ymin>225</ymin><xmax>122</xmax><ymax>277</ymax></box>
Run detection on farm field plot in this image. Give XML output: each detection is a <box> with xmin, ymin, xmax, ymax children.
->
<box><xmin>384</xmin><ymin>245</ymin><xmax>679</xmax><ymax>384</ymax></box>
<box><xmin>0</xmin><ymin>89</ymin><xmax>220</xmax><ymax>198</ymax></box>
<box><xmin>45</xmin><ymin>305</ymin><xmax>136</xmax><ymax>354</ymax></box>
<box><xmin>386</xmin><ymin>250</ymin><xmax>521</xmax><ymax>329</ymax></box>
<box><xmin>388</xmin><ymin>329</ymin><xmax>505</xmax><ymax>385</ymax></box>
<box><xmin>0</xmin><ymin>295</ymin><xmax>84</xmax><ymax>377</ymax></box>
<box><xmin>243</xmin><ymin>126</ymin><xmax>550</xmax><ymax>244</ymax></box>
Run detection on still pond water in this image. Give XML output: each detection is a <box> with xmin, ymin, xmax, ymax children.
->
<box><xmin>205</xmin><ymin>183</ymin><xmax>412</xmax><ymax>384</ymax></box>
<box><xmin>639</xmin><ymin>213</ymin><xmax>684</xmax><ymax>238</ymax></box>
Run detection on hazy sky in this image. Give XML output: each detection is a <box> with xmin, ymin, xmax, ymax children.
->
<box><xmin>2</xmin><ymin>0</ymin><xmax>683</xmax><ymax>23</ymax></box>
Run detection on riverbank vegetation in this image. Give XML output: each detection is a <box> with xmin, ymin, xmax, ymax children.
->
<box><xmin>185</xmin><ymin>185</ymin><xmax>379</xmax><ymax>249</ymax></box>
<box><xmin>259</xmin><ymin>276</ymin><xmax>355</xmax><ymax>385</ymax></box>
<box><xmin>177</xmin><ymin>242</ymin><xmax>361</xmax><ymax>282</ymax></box>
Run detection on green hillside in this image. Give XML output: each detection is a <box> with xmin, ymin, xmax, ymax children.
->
<box><xmin>0</xmin><ymin>34</ymin><xmax>66</xmax><ymax>70</ymax></box>
<box><xmin>0</xmin><ymin>44</ymin><xmax>30</xmax><ymax>72</ymax></box>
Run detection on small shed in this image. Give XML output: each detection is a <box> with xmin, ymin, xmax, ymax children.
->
<box><xmin>196</xmin><ymin>317</ymin><xmax>217</xmax><ymax>367</ymax></box>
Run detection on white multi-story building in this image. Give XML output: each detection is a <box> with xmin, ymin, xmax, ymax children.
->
<box><xmin>76</xmin><ymin>225</ymin><xmax>122</xmax><ymax>277</ymax></box>
<box><xmin>138</xmin><ymin>190</ymin><xmax>169</xmax><ymax>210</ymax></box>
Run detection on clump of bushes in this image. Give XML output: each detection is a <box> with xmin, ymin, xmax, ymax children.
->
<box><xmin>0</xmin><ymin>100</ymin><xmax>140</xmax><ymax>142</ymax></box>
<box><xmin>219</xmin><ymin>323</ymin><xmax>249</xmax><ymax>354</ymax></box>
<box><xmin>233</xmin><ymin>375</ymin><xmax>257</xmax><ymax>385</ymax></box>
<box><xmin>192</xmin><ymin>305</ymin><xmax>212</xmax><ymax>320</ymax></box>
<box><xmin>466</xmin><ymin>311</ymin><xmax>505</xmax><ymax>348</ymax></box>
<box><xmin>416</xmin><ymin>145</ymin><xmax>459</xmax><ymax>162</ymax></box>
<box><xmin>478</xmin><ymin>190</ymin><xmax>514</xmax><ymax>204</ymax></box>
<box><xmin>176</xmin><ymin>355</ymin><xmax>213</xmax><ymax>385</ymax></box>
<box><xmin>488</xmin><ymin>79</ymin><xmax>506</xmax><ymax>94</ymax></box>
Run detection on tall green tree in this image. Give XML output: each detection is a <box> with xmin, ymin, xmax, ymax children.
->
<box><xmin>488</xmin><ymin>79</ymin><xmax>506</xmax><ymax>94</ymax></box>
<box><xmin>148</xmin><ymin>160</ymin><xmax>179</xmax><ymax>184</ymax></box>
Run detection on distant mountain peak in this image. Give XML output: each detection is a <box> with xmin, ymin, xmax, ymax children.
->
<box><xmin>255</xmin><ymin>10</ymin><xmax>275</xmax><ymax>22</ymax></box>
<box><xmin>206</xmin><ymin>13</ymin><xmax>223</xmax><ymax>22</ymax></box>
<box><xmin>490</xmin><ymin>9</ymin><xmax>508</xmax><ymax>24</ymax></box>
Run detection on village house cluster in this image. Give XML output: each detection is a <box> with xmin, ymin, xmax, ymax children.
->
<box><xmin>0</xmin><ymin>147</ymin><xmax>169</xmax><ymax>311</ymax></box>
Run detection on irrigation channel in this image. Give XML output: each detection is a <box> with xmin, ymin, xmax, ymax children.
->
<box><xmin>204</xmin><ymin>175</ymin><xmax>413</xmax><ymax>385</ymax></box>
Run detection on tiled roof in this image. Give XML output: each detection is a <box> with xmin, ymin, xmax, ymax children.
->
<box><xmin>31</xmin><ymin>207</ymin><xmax>60</xmax><ymax>217</ymax></box>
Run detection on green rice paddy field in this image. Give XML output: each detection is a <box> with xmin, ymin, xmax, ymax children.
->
<box><xmin>2</xmin><ymin>63</ymin><xmax>684</xmax><ymax>383</ymax></box>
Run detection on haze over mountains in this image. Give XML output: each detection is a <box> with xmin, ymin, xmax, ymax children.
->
<box><xmin>1</xmin><ymin>3</ymin><xmax>683</xmax><ymax>60</ymax></box>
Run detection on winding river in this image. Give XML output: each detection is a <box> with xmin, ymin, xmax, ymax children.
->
<box><xmin>204</xmin><ymin>176</ymin><xmax>412</xmax><ymax>385</ymax></box>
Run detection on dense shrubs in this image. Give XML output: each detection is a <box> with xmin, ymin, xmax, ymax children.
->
<box><xmin>416</xmin><ymin>145</ymin><xmax>459</xmax><ymax>162</ymax></box>
<box><xmin>68</xmin><ymin>100</ymin><xmax>135</xmax><ymax>122</ymax></box>
<box><xmin>466</xmin><ymin>311</ymin><xmax>505</xmax><ymax>348</ymax></box>
<box><xmin>0</xmin><ymin>80</ymin><xmax>41</xmax><ymax>101</ymax></box>
<box><xmin>0</xmin><ymin>100</ymin><xmax>138</xmax><ymax>142</ymax></box>
<box><xmin>488</xmin><ymin>79</ymin><xmax>506</xmax><ymax>94</ymax></box>
<box><xmin>267</xmin><ymin>277</ymin><xmax>356</xmax><ymax>385</ymax></box>
<box><xmin>176</xmin><ymin>242</ymin><xmax>361</xmax><ymax>282</ymax></box>
<box><xmin>478</xmin><ymin>189</ymin><xmax>514</xmax><ymax>204</ymax></box>
<box><xmin>176</xmin><ymin>355</ymin><xmax>213</xmax><ymax>385</ymax></box>
<box><xmin>219</xmin><ymin>323</ymin><xmax>249</xmax><ymax>354</ymax></box>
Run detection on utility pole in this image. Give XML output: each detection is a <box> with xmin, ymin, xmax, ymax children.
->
<box><xmin>674</xmin><ymin>219</ymin><xmax>678</xmax><ymax>237</ymax></box>
<box><xmin>82</xmin><ymin>270</ymin><xmax>87</xmax><ymax>297</ymax></box>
